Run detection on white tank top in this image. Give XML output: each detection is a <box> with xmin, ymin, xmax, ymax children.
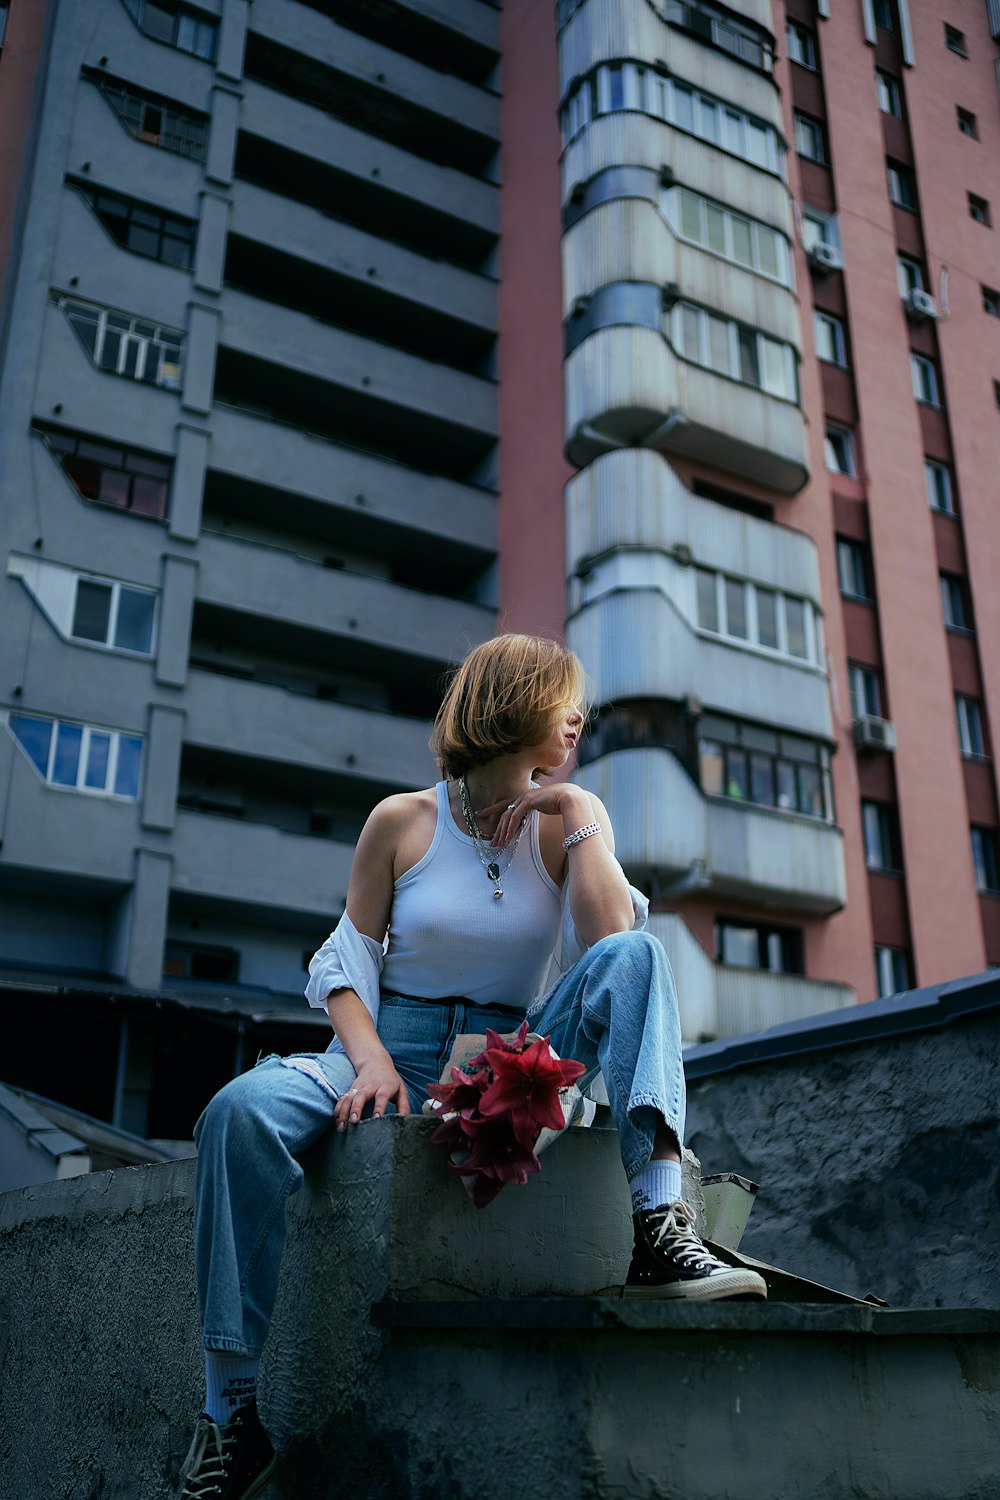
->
<box><xmin>380</xmin><ymin>781</ymin><xmax>563</xmax><ymax>1009</ymax></box>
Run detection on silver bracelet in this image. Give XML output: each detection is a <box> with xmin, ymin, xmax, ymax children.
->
<box><xmin>563</xmin><ymin>821</ymin><xmax>602</xmax><ymax>851</ymax></box>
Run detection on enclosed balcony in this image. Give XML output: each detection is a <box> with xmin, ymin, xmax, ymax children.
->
<box><xmin>576</xmin><ymin>747</ymin><xmax>846</xmax><ymax>914</ymax></box>
<box><xmin>171</xmin><ymin>809</ymin><xmax>354</xmax><ymax>922</ymax></box>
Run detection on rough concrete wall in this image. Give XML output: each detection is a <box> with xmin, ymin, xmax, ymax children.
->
<box><xmin>685</xmin><ymin>1011</ymin><xmax>1000</xmax><ymax>1307</ymax></box>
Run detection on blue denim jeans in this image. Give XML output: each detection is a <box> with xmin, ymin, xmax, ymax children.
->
<box><xmin>193</xmin><ymin>929</ymin><xmax>684</xmax><ymax>1354</ymax></box>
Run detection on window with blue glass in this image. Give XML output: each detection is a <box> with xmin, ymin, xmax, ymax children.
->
<box><xmin>7</xmin><ymin>713</ymin><xmax>142</xmax><ymax>799</ymax></box>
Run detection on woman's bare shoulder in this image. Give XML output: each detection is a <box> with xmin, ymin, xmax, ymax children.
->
<box><xmin>364</xmin><ymin>787</ymin><xmax>438</xmax><ymax>834</ymax></box>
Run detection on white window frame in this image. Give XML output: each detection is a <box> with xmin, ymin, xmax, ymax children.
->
<box><xmin>849</xmin><ymin>663</ymin><xmax>881</xmax><ymax>720</ymax></box>
<box><xmin>786</xmin><ymin>21</ymin><xmax>817</xmax><ymax>67</ymax></box>
<box><xmin>837</xmin><ymin>538</ymin><xmax>870</xmax><ymax>599</ymax></box>
<box><xmin>670</xmin><ymin>301</ymin><xmax>798</xmax><ymax>402</ymax></box>
<box><xmin>875</xmin><ymin>70</ymin><xmax>901</xmax><ymax>115</ymax></box>
<box><xmin>887</xmin><ymin>161</ymin><xmax>916</xmax><ymax>209</ymax></box>
<box><xmin>940</xmin><ymin>572</ymin><xmax>967</xmax><ymax>629</ymax></box>
<box><xmin>875</xmin><ymin>945</ymin><xmax>909</xmax><ymax>998</ymax></box>
<box><xmin>794</xmin><ymin>111</ymin><xmax>826</xmax><ymax>163</ymax></box>
<box><xmin>696</xmin><ymin>569</ymin><xmax>818</xmax><ymax>665</ymax></box>
<box><xmin>911</xmin><ymin>353</ymin><xmax>940</xmax><ymax>406</ymax></box>
<box><xmin>801</xmin><ymin>207</ymin><xmax>840</xmax><ymax>254</ymax></box>
<box><xmin>666</xmin><ymin>186</ymin><xmax>792</xmax><ymax>286</ymax></box>
<box><xmin>71</xmin><ymin>574</ymin><xmax>158</xmax><ymax>656</ymax></box>
<box><xmin>924</xmin><ymin>458</ymin><xmax>954</xmax><ymax>514</ymax></box>
<box><xmin>825</xmin><ymin>423</ymin><xmax>856</xmax><ymax>476</ymax></box>
<box><xmin>897</xmin><ymin>255</ymin><xmax>923</xmax><ymax>297</ymax></box>
<box><xmin>956</xmin><ymin>696</ymin><xmax>985</xmax><ymax>757</ymax></box>
<box><xmin>54</xmin><ymin>294</ymin><xmax>183</xmax><ymax>390</ymax></box>
<box><xmin>814</xmin><ymin>311</ymin><xmax>847</xmax><ymax>366</ymax></box>
<box><xmin>7</xmin><ymin>712</ymin><xmax>143</xmax><ymax>800</ymax></box>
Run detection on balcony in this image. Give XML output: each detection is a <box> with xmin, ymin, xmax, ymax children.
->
<box><xmin>562</xmin><ymin>199</ymin><xmax>800</xmax><ymax>348</ymax></box>
<box><xmin>171</xmin><ymin>809</ymin><xmax>353</xmax><ymax>921</ymax></box>
<box><xmin>195</xmin><ymin>530</ymin><xmax>494</xmax><ymax>669</ymax></box>
<box><xmin>647</xmin><ymin>912</ymin><xmax>855</xmax><ymax>1044</ymax></box>
<box><xmin>558</xmin><ymin>0</ymin><xmax>781</xmax><ymax>129</ymax></box>
<box><xmin>564</xmin><ymin>325</ymin><xmax>808</xmax><ymax>491</ymax></box>
<box><xmin>0</xmin><ymin>744</ymin><xmax>137</xmax><ymax>887</ymax></box>
<box><xmin>577</xmin><ymin>747</ymin><xmax>846</xmax><ymax>913</ymax></box>
<box><xmin>218</xmin><ymin>289</ymin><xmax>497</xmax><ymax>441</ymax></box>
<box><xmin>183</xmin><ymin>670</ymin><xmax>436</xmax><ymax>790</ymax></box>
<box><xmin>205</xmin><ymin>405</ymin><xmax>496</xmax><ymax>561</ymax></box>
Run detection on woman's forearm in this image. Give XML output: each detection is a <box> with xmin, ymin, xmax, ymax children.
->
<box><xmin>325</xmin><ymin>988</ymin><xmax>393</xmax><ymax>1070</ymax></box>
<box><xmin>560</xmin><ymin>790</ymin><xmax>635</xmax><ymax>945</ymax></box>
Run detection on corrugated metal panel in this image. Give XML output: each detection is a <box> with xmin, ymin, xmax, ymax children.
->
<box><xmin>559</xmin><ymin>3</ymin><xmax>781</xmax><ymax>128</ymax></box>
<box><xmin>860</xmin><ymin>0</ymin><xmax>877</xmax><ymax>44</ymax></box>
<box><xmin>714</xmin><ymin>966</ymin><xmax>854</xmax><ymax>1035</ymax></box>
<box><xmin>565</xmin><ymin>449</ymin><xmax>821</xmax><ymax>597</ymax></box>
<box><xmin>568</xmin><ymin>591</ymin><xmax>833</xmax><ymax>735</ymax></box>
<box><xmin>564</xmin><ymin>326</ymin><xmax>809</xmax><ymax>489</ymax></box>
<box><xmin>562</xmin><ymin>116</ymin><xmax>792</xmax><ymax>235</ymax></box>
<box><xmin>896</xmin><ymin>0</ymin><xmax>915</xmax><ymax>63</ymax></box>
<box><xmin>576</xmin><ymin>747</ymin><xmax>846</xmax><ymax>911</ymax></box>
<box><xmin>562</xmin><ymin>202</ymin><xmax>801</xmax><ymax>346</ymax></box>
<box><xmin>990</xmin><ymin>0</ymin><xmax>1000</xmax><ymax>42</ymax></box>
<box><xmin>646</xmin><ymin>913</ymin><xmax>719</xmax><ymax>1043</ymax></box>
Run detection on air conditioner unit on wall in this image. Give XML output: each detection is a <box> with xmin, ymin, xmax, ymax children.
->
<box><xmin>808</xmin><ymin>240</ymin><xmax>843</xmax><ymax>273</ymax></box>
<box><xmin>905</xmin><ymin>287</ymin><xmax>938</xmax><ymax>322</ymax></box>
<box><xmin>853</xmin><ymin>715</ymin><xmax>897</xmax><ymax>753</ymax></box>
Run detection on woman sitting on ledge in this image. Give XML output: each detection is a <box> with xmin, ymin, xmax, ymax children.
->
<box><xmin>179</xmin><ymin>633</ymin><xmax>765</xmax><ymax>1500</ymax></box>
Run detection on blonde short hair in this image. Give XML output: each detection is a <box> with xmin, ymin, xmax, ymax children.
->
<box><xmin>430</xmin><ymin>634</ymin><xmax>586</xmax><ymax>778</ymax></box>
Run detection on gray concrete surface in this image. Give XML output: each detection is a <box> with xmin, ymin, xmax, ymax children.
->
<box><xmin>685</xmin><ymin>1007</ymin><xmax>1000</xmax><ymax>1308</ymax></box>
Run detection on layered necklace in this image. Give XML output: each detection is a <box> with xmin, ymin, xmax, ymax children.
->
<box><xmin>459</xmin><ymin>775</ymin><xmax>529</xmax><ymax>901</ymax></box>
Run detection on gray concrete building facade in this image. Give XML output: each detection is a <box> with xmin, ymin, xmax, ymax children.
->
<box><xmin>0</xmin><ymin>0</ymin><xmax>501</xmax><ymax>1137</ymax></box>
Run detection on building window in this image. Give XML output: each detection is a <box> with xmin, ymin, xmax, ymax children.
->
<box><xmin>849</xmin><ymin>663</ymin><xmax>883</xmax><ymax>720</ymax></box>
<box><xmin>801</xmin><ymin>208</ymin><xmax>839</xmax><ymax>254</ymax></box>
<box><xmin>120</xmin><ymin>0</ymin><xmax>218</xmax><ymax>61</ymax></box>
<box><xmin>862</xmin><ymin>800</ymin><xmax>901</xmax><ymax>871</ymax></box>
<box><xmin>876</xmin><ymin>71</ymin><xmax>902</xmax><ymax>116</ymax></box>
<box><xmin>875</xmin><ymin>945</ymin><xmax>909</xmax><ymax>998</ymax></box>
<box><xmin>91</xmin><ymin>74</ymin><xmax>209</xmax><ymax>161</ymax></box>
<box><xmin>0</xmin><ymin>1</ymin><xmax>8</xmax><ymax>48</ymax></box>
<box><xmin>814</xmin><ymin>311</ymin><xmax>848</xmax><ymax>366</ymax></box>
<box><xmin>825</xmin><ymin>424</ymin><xmax>856</xmax><ymax>476</ymax></box>
<box><xmin>72</xmin><ymin>576</ymin><xmax>157</xmax><ymax>655</ymax></box>
<box><xmin>873</xmin><ymin>0</ymin><xmax>895</xmax><ymax>31</ymax></box>
<box><xmin>910</xmin><ymin>353</ymin><xmax>940</xmax><ymax>407</ymax></box>
<box><xmin>984</xmin><ymin>287</ymin><xmax>1000</xmax><ymax>316</ymax></box>
<box><xmin>163</xmin><ymin>943</ymin><xmax>240</xmax><ymax>982</ymax></box>
<box><xmin>837</xmin><ymin>538</ymin><xmax>872</xmax><ymax>600</ymax></box>
<box><xmin>6</xmin><ymin>712</ymin><xmax>143</xmax><ymax>799</ymax></box>
<box><xmin>35</xmin><ymin>427</ymin><xmax>171</xmax><ymax>519</ymax></box>
<box><xmin>887</xmin><ymin>160</ymin><xmax>917</xmax><ymax>211</ymax></box>
<box><xmin>971</xmin><ymin>828</ymin><xmax>1000</xmax><ymax>892</ymax></box>
<box><xmin>956</xmin><ymin>696</ymin><xmax>986</xmax><ymax>757</ymax></box>
<box><xmin>561</xmin><ymin>66</ymin><xmax>784</xmax><ymax>175</ymax></box>
<box><xmin>694</xmin><ymin>570</ymin><xmax>818</xmax><ymax>663</ymax></box>
<box><xmin>671</xmin><ymin>302</ymin><xmax>799</xmax><ymax>401</ymax></box>
<box><xmin>794</xmin><ymin>112</ymin><xmax>827</xmax><ymax>164</ymax></box>
<box><xmin>957</xmin><ymin>107</ymin><xmax>978</xmax><ymax>138</ymax></box>
<box><xmin>944</xmin><ymin>23</ymin><xmax>968</xmax><ymax>56</ymax></box>
<box><xmin>969</xmin><ymin>194</ymin><xmax>991</xmax><ymax>226</ymax></box>
<box><xmin>666</xmin><ymin>186</ymin><xmax>792</xmax><ymax>285</ymax></box>
<box><xmin>896</xmin><ymin>255</ymin><xmax>924</xmax><ymax>297</ymax></box>
<box><xmin>52</xmin><ymin>293</ymin><xmax>183</xmax><ymax>390</ymax></box>
<box><xmin>925</xmin><ymin>458</ymin><xmax>955</xmax><ymax>514</ymax></box>
<box><xmin>699</xmin><ymin>716</ymin><xmax>832</xmax><ymax>820</ymax></box>
<box><xmin>995</xmin><ymin>381</ymin><xmax>1000</xmax><ymax>410</ymax></box>
<box><xmin>716</xmin><ymin>919</ymin><xmax>804</xmax><ymax>973</ymax></box>
<box><xmin>72</xmin><ymin>183</ymin><xmax>196</xmax><ymax>270</ymax></box>
<box><xmin>940</xmin><ymin>572</ymin><xmax>970</xmax><ymax>630</ymax></box>
<box><xmin>786</xmin><ymin>22</ymin><xmax>817</xmax><ymax>68</ymax></box>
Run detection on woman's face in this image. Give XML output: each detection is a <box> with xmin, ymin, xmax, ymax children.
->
<box><xmin>529</xmin><ymin>703</ymin><xmax>585</xmax><ymax>771</ymax></box>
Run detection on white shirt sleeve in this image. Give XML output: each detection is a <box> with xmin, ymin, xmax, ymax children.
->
<box><xmin>304</xmin><ymin>911</ymin><xmax>385</xmax><ymax>1036</ymax></box>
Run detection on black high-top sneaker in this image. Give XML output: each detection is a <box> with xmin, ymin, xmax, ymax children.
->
<box><xmin>625</xmin><ymin>1199</ymin><xmax>768</xmax><ymax>1300</ymax></box>
<box><xmin>178</xmin><ymin>1397</ymin><xmax>277</xmax><ymax>1500</ymax></box>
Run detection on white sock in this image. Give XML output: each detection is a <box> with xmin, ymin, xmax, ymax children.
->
<box><xmin>203</xmin><ymin>1352</ymin><xmax>260</xmax><ymax>1425</ymax></box>
<box><xmin>629</xmin><ymin>1158</ymin><xmax>683</xmax><ymax>1214</ymax></box>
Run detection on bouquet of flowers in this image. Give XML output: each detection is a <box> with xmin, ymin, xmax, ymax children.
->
<box><xmin>423</xmin><ymin>1020</ymin><xmax>586</xmax><ymax>1208</ymax></box>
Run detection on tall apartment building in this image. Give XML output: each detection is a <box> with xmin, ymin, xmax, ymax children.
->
<box><xmin>0</xmin><ymin>0</ymin><xmax>500</xmax><ymax>1136</ymax></box>
<box><xmin>2</xmin><ymin>0</ymin><xmax>999</xmax><ymax>1138</ymax></box>
<box><xmin>498</xmin><ymin>0</ymin><xmax>1000</xmax><ymax>1040</ymax></box>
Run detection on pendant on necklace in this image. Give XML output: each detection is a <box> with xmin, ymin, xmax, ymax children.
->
<box><xmin>487</xmin><ymin>861</ymin><xmax>501</xmax><ymax>881</ymax></box>
<box><xmin>493</xmin><ymin>887</ymin><xmax>503</xmax><ymax>900</ymax></box>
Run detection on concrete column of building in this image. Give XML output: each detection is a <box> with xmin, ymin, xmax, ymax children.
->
<box><xmin>216</xmin><ymin>0</ymin><xmax>250</xmax><ymax>86</ymax></box>
<box><xmin>111</xmin><ymin>1013</ymin><xmax>158</xmax><ymax>1137</ymax></box>
<box><xmin>182</xmin><ymin>302</ymin><xmax>220</xmax><ymax>418</ymax></box>
<box><xmin>169</xmin><ymin>422</ymin><xmax>210</xmax><ymax>542</ymax></box>
<box><xmin>155</xmin><ymin>554</ymin><xmax>198</xmax><ymax>688</ymax></box>
<box><xmin>142</xmin><ymin>705</ymin><xmax>186</xmax><ymax>833</ymax></box>
<box><xmin>105</xmin><ymin>846</ymin><xmax>172</xmax><ymax>989</ymax></box>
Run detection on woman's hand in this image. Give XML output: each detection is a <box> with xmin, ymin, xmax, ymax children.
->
<box><xmin>333</xmin><ymin>1052</ymin><xmax>412</xmax><ymax>1132</ymax></box>
<box><xmin>479</xmin><ymin>782</ymin><xmax>593</xmax><ymax>849</ymax></box>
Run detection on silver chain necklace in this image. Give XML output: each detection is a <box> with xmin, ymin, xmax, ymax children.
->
<box><xmin>459</xmin><ymin>776</ymin><xmax>529</xmax><ymax>901</ymax></box>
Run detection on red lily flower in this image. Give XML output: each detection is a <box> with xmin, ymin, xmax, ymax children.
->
<box><xmin>426</xmin><ymin>1066</ymin><xmax>488</xmax><ymax>1114</ymax></box>
<box><xmin>467</xmin><ymin>1020</ymin><xmax>531</xmax><ymax>1072</ymax></box>
<box><xmin>448</xmin><ymin>1114</ymin><xmax>542</xmax><ymax>1189</ymax></box>
<box><xmin>478</xmin><ymin>1035</ymin><xmax>586</xmax><ymax>1146</ymax></box>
